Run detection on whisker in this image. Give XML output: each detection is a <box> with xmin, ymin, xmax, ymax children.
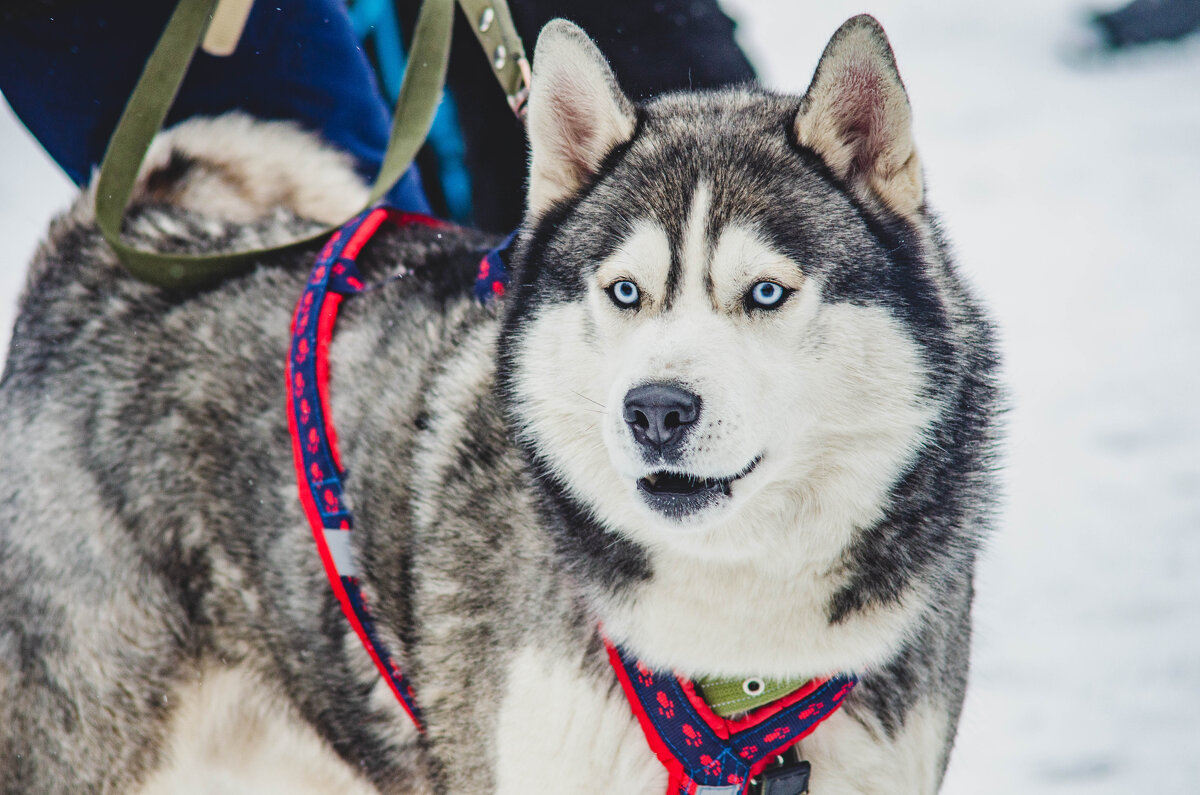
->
<box><xmin>571</xmin><ymin>390</ymin><xmax>606</xmax><ymax>409</ymax></box>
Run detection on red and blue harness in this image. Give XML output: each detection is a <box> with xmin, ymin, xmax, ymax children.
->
<box><xmin>286</xmin><ymin>208</ymin><xmax>857</xmax><ymax>794</ymax></box>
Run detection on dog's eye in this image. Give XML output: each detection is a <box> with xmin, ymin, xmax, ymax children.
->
<box><xmin>747</xmin><ymin>281</ymin><xmax>789</xmax><ymax>309</ymax></box>
<box><xmin>608</xmin><ymin>280</ymin><xmax>641</xmax><ymax>309</ymax></box>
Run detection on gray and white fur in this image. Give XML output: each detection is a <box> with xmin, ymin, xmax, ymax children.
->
<box><xmin>0</xmin><ymin>16</ymin><xmax>999</xmax><ymax>794</ymax></box>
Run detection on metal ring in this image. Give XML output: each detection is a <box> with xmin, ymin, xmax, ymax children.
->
<box><xmin>478</xmin><ymin>7</ymin><xmax>494</xmax><ymax>33</ymax></box>
<box><xmin>742</xmin><ymin>677</ymin><xmax>765</xmax><ymax>696</ymax></box>
<box><xmin>493</xmin><ymin>43</ymin><xmax>507</xmax><ymax>70</ymax></box>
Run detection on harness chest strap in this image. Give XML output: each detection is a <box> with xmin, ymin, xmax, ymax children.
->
<box><xmin>286</xmin><ymin>208</ymin><xmax>858</xmax><ymax>792</ymax></box>
<box><xmin>606</xmin><ymin>642</ymin><xmax>856</xmax><ymax>795</ymax></box>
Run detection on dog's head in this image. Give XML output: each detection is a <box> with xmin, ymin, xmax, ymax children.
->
<box><xmin>500</xmin><ymin>17</ymin><xmax>950</xmax><ymax>563</ymax></box>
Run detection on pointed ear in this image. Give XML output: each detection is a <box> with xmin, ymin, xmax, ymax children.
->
<box><xmin>526</xmin><ymin>19</ymin><xmax>636</xmax><ymax>219</ymax></box>
<box><xmin>795</xmin><ymin>16</ymin><xmax>923</xmax><ymax>220</ymax></box>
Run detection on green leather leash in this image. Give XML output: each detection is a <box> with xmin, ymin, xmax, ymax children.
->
<box><xmin>94</xmin><ymin>0</ymin><xmax>528</xmax><ymax>290</ymax></box>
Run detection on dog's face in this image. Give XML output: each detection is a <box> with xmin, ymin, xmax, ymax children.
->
<box><xmin>503</xmin><ymin>18</ymin><xmax>945</xmax><ymax>561</ymax></box>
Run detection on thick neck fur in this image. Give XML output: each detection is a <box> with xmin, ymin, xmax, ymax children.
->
<box><xmin>522</xmin><ymin>429</ymin><xmax>933</xmax><ymax>681</ymax></box>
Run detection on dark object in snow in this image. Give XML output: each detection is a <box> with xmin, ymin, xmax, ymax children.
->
<box><xmin>1089</xmin><ymin>0</ymin><xmax>1200</xmax><ymax>49</ymax></box>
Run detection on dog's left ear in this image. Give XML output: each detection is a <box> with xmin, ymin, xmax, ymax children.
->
<box><xmin>796</xmin><ymin>16</ymin><xmax>923</xmax><ymax>221</ymax></box>
<box><xmin>526</xmin><ymin>19</ymin><xmax>636</xmax><ymax>220</ymax></box>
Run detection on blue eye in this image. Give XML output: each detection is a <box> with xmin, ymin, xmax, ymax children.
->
<box><xmin>609</xmin><ymin>280</ymin><xmax>640</xmax><ymax>308</ymax></box>
<box><xmin>749</xmin><ymin>281</ymin><xmax>787</xmax><ymax>309</ymax></box>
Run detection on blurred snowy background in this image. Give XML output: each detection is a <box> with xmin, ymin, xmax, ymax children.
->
<box><xmin>2</xmin><ymin>0</ymin><xmax>1198</xmax><ymax>792</ymax></box>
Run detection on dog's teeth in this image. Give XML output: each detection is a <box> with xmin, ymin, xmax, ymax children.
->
<box><xmin>644</xmin><ymin>473</ymin><xmax>658</xmax><ymax>486</ymax></box>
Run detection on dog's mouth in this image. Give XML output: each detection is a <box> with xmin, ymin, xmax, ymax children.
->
<box><xmin>636</xmin><ymin>457</ymin><xmax>760</xmax><ymax>519</ymax></box>
<box><xmin>639</xmin><ymin>471</ymin><xmax>733</xmax><ymax>497</ymax></box>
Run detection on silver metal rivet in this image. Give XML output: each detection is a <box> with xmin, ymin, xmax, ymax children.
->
<box><xmin>743</xmin><ymin>677</ymin><xmax>765</xmax><ymax>696</ymax></box>
<box><xmin>493</xmin><ymin>44</ymin><xmax>507</xmax><ymax>70</ymax></box>
<box><xmin>478</xmin><ymin>7</ymin><xmax>494</xmax><ymax>32</ymax></box>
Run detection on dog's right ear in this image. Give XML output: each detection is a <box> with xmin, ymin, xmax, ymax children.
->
<box><xmin>526</xmin><ymin>19</ymin><xmax>635</xmax><ymax>220</ymax></box>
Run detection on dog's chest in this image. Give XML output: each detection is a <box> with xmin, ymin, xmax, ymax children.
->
<box><xmin>491</xmin><ymin>645</ymin><xmax>667</xmax><ymax>795</ymax></box>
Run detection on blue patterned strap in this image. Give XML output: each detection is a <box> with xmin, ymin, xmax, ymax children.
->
<box><xmin>605</xmin><ymin>640</ymin><xmax>857</xmax><ymax>795</ymax></box>
<box><xmin>474</xmin><ymin>229</ymin><xmax>516</xmax><ymax>302</ymax></box>
<box><xmin>287</xmin><ymin>207</ymin><xmax>446</xmax><ymax>730</ymax></box>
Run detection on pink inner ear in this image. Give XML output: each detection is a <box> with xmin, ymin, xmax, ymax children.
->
<box><xmin>833</xmin><ymin>63</ymin><xmax>889</xmax><ymax>177</ymax></box>
<box><xmin>559</xmin><ymin>103</ymin><xmax>601</xmax><ymax>182</ymax></box>
<box><xmin>547</xmin><ymin>72</ymin><xmax>608</xmax><ymax>183</ymax></box>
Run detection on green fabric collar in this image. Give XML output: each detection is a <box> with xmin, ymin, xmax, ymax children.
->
<box><xmin>694</xmin><ymin>674</ymin><xmax>812</xmax><ymax>718</ymax></box>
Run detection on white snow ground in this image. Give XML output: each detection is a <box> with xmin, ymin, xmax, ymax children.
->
<box><xmin>1</xmin><ymin>1</ymin><xmax>1198</xmax><ymax>792</ymax></box>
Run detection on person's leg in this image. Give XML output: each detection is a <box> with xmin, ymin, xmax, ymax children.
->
<box><xmin>0</xmin><ymin>0</ymin><xmax>429</xmax><ymax>211</ymax></box>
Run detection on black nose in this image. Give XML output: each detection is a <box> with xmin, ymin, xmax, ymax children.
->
<box><xmin>623</xmin><ymin>383</ymin><xmax>701</xmax><ymax>453</ymax></box>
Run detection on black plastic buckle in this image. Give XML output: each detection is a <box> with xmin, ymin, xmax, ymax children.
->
<box><xmin>747</xmin><ymin>754</ymin><xmax>811</xmax><ymax>795</ymax></box>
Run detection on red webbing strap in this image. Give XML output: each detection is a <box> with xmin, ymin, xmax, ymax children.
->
<box><xmin>286</xmin><ymin>208</ymin><xmax>444</xmax><ymax>729</ymax></box>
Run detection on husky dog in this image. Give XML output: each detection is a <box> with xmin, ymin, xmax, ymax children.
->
<box><xmin>0</xmin><ymin>15</ymin><xmax>998</xmax><ymax>795</ymax></box>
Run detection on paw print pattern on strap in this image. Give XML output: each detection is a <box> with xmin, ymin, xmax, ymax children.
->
<box><xmin>604</xmin><ymin>639</ymin><xmax>857</xmax><ymax>795</ymax></box>
<box><xmin>474</xmin><ymin>229</ymin><xmax>515</xmax><ymax>303</ymax></box>
<box><xmin>287</xmin><ymin>207</ymin><xmax>447</xmax><ymax>732</ymax></box>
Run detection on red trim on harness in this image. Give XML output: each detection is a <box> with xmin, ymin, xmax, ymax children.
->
<box><xmin>341</xmin><ymin>207</ymin><xmax>390</xmax><ymax>260</ymax></box>
<box><xmin>312</xmin><ymin>208</ymin><xmax>447</xmax><ymax>481</ymax></box>
<box><xmin>739</xmin><ymin>677</ymin><xmax>856</xmax><ymax>782</ymax></box>
<box><xmin>604</xmin><ymin>635</ymin><xmax>857</xmax><ymax>794</ymax></box>
<box><xmin>286</xmin><ymin>210</ymin><xmax>429</xmax><ymax>730</ymax></box>
<box><xmin>606</xmin><ymin>642</ymin><xmax>691</xmax><ymax>794</ymax></box>
<box><xmin>287</xmin><ymin>308</ymin><xmax>423</xmax><ymax>731</ymax></box>
<box><xmin>342</xmin><ymin>207</ymin><xmax>447</xmax><ymax>261</ymax></box>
